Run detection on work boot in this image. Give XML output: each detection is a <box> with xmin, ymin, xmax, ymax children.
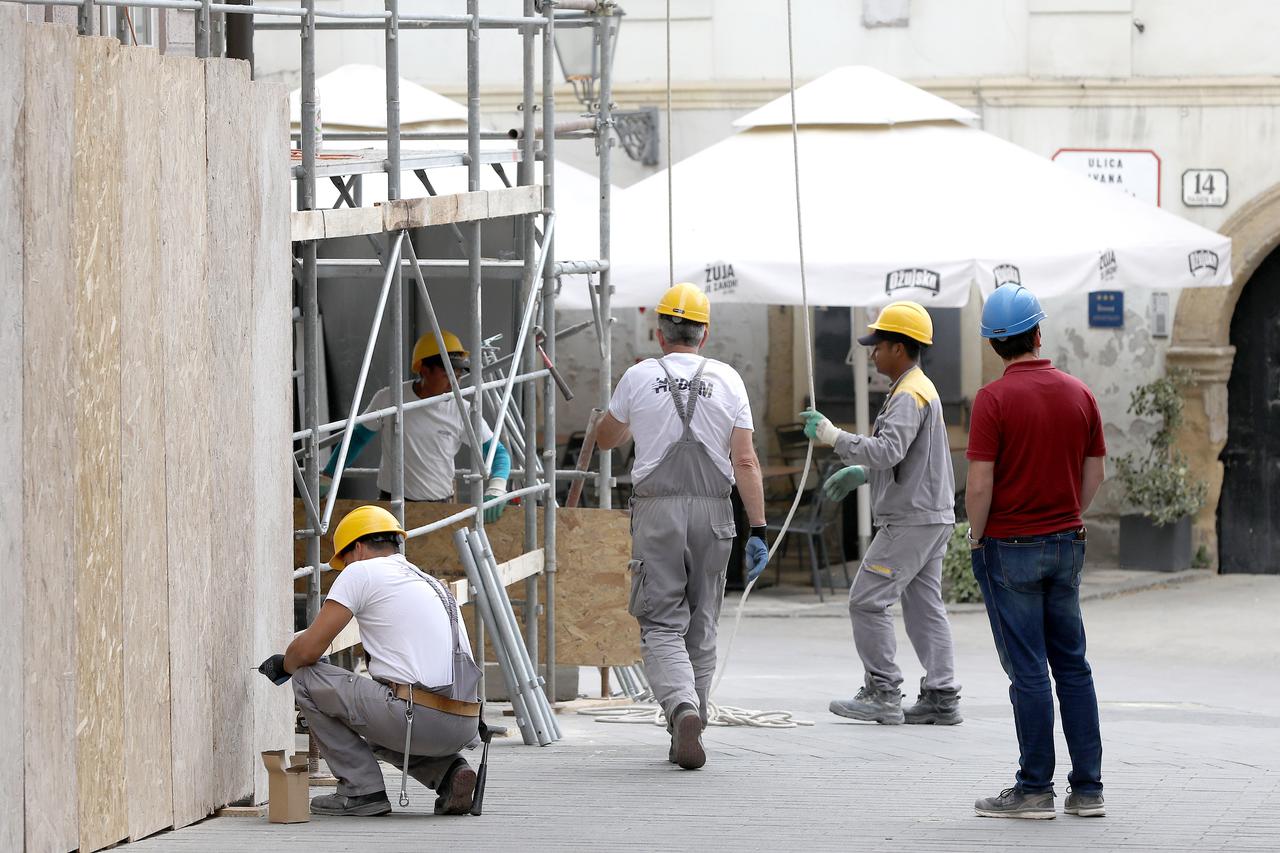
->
<box><xmin>974</xmin><ymin>787</ymin><xmax>1056</xmax><ymax>820</ymax></box>
<box><xmin>829</xmin><ymin>685</ymin><xmax>904</xmax><ymax>725</ymax></box>
<box><xmin>1064</xmin><ymin>788</ymin><xmax>1106</xmax><ymax>817</ymax></box>
<box><xmin>309</xmin><ymin>790</ymin><xmax>392</xmax><ymax>817</ymax></box>
<box><xmin>903</xmin><ymin>678</ymin><xmax>963</xmax><ymax>725</ymax></box>
<box><xmin>434</xmin><ymin>758</ymin><xmax>477</xmax><ymax>815</ymax></box>
<box><xmin>669</xmin><ymin>703</ymin><xmax>706</xmax><ymax>770</ymax></box>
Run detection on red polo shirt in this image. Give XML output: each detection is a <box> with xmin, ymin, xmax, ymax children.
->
<box><xmin>966</xmin><ymin>359</ymin><xmax>1106</xmax><ymax>538</ymax></box>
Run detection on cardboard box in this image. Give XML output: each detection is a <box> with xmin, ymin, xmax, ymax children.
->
<box><xmin>261</xmin><ymin>750</ymin><xmax>310</xmax><ymax>824</ymax></box>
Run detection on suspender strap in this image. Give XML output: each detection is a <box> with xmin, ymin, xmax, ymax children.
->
<box><xmin>653</xmin><ymin>357</ymin><xmax>709</xmax><ymax>437</ymax></box>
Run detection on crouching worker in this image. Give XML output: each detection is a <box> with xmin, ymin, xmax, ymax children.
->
<box><xmin>258</xmin><ymin>505</ymin><xmax>482</xmax><ymax>816</ymax></box>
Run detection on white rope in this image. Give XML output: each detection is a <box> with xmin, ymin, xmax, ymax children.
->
<box><xmin>584</xmin><ymin>0</ymin><xmax>818</xmax><ymax>732</ymax></box>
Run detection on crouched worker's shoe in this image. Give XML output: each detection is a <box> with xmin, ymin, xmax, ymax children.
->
<box><xmin>829</xmin><ymin>686</ymin><xmax>905</xmax><ymax>725</ymax></box>
<box><xmin>435</xmin><ymin>758</ymin><xmax>478</xmax><ymax>815</ymax></box>
<box><xmin>309</xmin><ymin>790</ymin><xmax>392</xmax><ymax>817</ymax></box>
<box><xmin>669</xmin><ymin>703</ymin><xmax>706</xmax><ymax>770</ymax></box>
<box><xmin>974</xmin><ymin>787</ymin><xmax>1056</xmax><ymax>819</ymax></box>
<box><xmin>903</xmin><ymin>678</ymin><xmax>963</xmax><ymax>725</ymax></box>
<box><xmin>1064</xmin><ymin>789</ymin><xmax>1106</xmax><ymax>817</ymax></box>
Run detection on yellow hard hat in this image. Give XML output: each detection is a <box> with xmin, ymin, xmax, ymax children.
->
<box><xmin>329</xmin><ymin>505</ymin><xmax>406</xmax><ymax>571</ymax></box>
<box><xmin>656</xmin><ymin>282</ymin><xmax>710</xmax><ymax>325</ymax></box>
<box><xmin>860</xmin><ymin>301</ymin><xmax>934</xmax><ymax>346</ymax></box>
<box><xmin>411</xmin><ymin>330</ymin><xmax>468</xmax><ymax>374</ymax></box>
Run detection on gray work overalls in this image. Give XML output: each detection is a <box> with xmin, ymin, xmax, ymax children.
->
<box><xmin>627</xmin><ymin>358</ymin><xmax>738</xmax><ymax>724</ymax></box>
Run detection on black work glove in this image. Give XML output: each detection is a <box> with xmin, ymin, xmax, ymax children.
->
<box><xmin>257</xmin><ymin>653</ymin><xmax>291</xmax><ymax>686</ymax></box>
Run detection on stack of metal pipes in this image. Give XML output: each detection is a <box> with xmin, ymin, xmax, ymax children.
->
<box><xmin>454</xmin><ymin>527</ymin><xmax>561</xmax><ymax>746</ymax></box>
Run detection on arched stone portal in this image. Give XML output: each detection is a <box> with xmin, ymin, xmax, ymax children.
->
<box><xmin>1168</xmin><ymin>182</ymin><xmax>1280</xmax><ymax>568</ymax></box>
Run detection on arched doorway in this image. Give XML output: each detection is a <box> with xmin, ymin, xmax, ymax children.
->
<box><xmin>1219</xmin><ymin>252</ymin><xmax>1280</xmax><ymax>573</ymax></box>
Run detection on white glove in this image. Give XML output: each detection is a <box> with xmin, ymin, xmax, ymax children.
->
<box><xmin>815</xmin><ymin>417</ymin><xmax>840</xmax><ymax>447</ymax></box>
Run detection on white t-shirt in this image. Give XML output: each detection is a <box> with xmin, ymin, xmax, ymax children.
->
<box><xmin>363</xmin><ymin>380</ymin><xmax>494</xmax><ymax>501</ymax></box>
<box><xmin>608</xmin><ymin>353</ymin><xmax>753</xmax><ymax>484</ymax></box>
<box><xmin>326</xmin><ymin>553</ymin><xmax>474</xmax><ymax>688</ymax></box>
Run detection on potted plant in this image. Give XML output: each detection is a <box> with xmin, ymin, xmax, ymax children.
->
<box><xmin>1114</xmin><ymin>368</ymin><xmax>1207</xmax><ymax>572</ymax></box>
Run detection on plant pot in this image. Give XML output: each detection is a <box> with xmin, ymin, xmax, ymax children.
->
<box><xmin>1118</xmin><ymin>514</ymin><xmax>1192</xmax><ymax>572</ymax></box>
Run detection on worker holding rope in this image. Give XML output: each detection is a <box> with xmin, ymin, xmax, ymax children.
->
<box><xmin>802</xmin><ymin>301</ymin><xmax>962</xmax><ymax>726</ymax></box>
<box><xmin>595</xmin><ymin>282</ymin><xmax>769</xmax><ymax>770</ymax></box>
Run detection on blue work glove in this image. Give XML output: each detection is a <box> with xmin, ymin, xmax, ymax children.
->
<box><xmin>745</xmin><ymin>535</ymin><xmax>769</xmax><ymax>584</ymax></box>
<box><xmin>257</xmin><ymin>653</ymin><xmax>291</xmax><ymax>686</ymax></box>
<box><xmin>823</xmin><ymin>465</ymin><xmax>868</xmax><ymax>502</ymax></box>
<box><xmin>799</xmin><ymin>409</ymin><xmax>840</xmax><ymax>446</ymax></box>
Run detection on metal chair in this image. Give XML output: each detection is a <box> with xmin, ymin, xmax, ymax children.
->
<box><xmin>766</xmin><ymin>462</ymin><xmax>849</xmax><ymax>601</ymax></box>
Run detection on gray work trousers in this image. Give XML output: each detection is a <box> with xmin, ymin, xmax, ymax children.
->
<box><xmin>848</xmin><ymin>523</ymin><xmax>958</xmax><ymax>693</ymax></box>
<box><xmin>293</xmin><ymin>661</ymin><xmax>479</xmax><ymax>797</ymax></box>
<box><xmin>628</xmin><ymin>495</ymin><xmax>736</xmax><ymax>723</ymax></box>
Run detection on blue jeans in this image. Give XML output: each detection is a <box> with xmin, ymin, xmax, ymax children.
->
<box><xmin>971</xmin><ymin>529</ymin><xmax>1102</xmax><ymax>796</ymax></box>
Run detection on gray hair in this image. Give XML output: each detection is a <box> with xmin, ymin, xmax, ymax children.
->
<box><xmin>658</xmin><ymin>315</ymin><xmax>706</xmax><ymax>348</ymax></box>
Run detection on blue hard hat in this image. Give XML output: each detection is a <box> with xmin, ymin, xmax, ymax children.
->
<box><xmin>980</xmin><ymin>284</ymin><xmax>1046</xmax><ymax>339</ymax></box>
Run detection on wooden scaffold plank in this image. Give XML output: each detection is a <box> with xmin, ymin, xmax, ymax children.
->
<box><xmin>205</xmin><ymin>57</ymin><xmax>257</xmax><ymax>811</ymax></box>
<box><xmin>249</xmin><ymin>79</ymin><xmax>296</xmax><ymax>800</ymax></box>
<box><xmin>159</xmin><ymin>53</ymin><xmax>216</xmax><ymax>830</ymax></box>
<box><xmin>21</xmin><ymin>19</ymin><xmax>79</xmax><ymax>853</ymax></box>
<box><xmin>72</xmin><ymin>35</ymin><xmax>129</xmax><ymax>853</ymax></box>
<box><xmin>0</xmin><ymin>6</ymin><xmax>26</xmax><ymax>851</ymax></box>
<box><xmin>119</xmin><ymin>44</ymin><xmax>175</xmax><ymax>842</ymax></box>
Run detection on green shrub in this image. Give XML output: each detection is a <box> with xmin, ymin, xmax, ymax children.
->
<box><xmin>1113</xmin><ymin>368</ymin><xmax>1207</xmax><ymax>526</ymax></box>
<box><xmin>942</xmin><ymin>524</ymin><xmax>983</xmax><ymax>604</ymax></box>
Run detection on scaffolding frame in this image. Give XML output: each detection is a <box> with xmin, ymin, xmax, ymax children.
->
<box><xmin>6</xmin><ymin>0</ymin><xmax>623</xmax><ymax>710</ymax></box>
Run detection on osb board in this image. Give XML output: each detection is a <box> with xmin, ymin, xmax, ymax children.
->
<box><xmin>118</xmin><ymin>45</ymin><xmax>174</xmax><ymax>842</ymax></box>
<box><xmin>72</xmin><ymin>36</ymin><xmax>128</xmax><ymax>853</ymax></box>
<box><xmin>249</xmin><ymin>79</ymin><xmax>295</xmax><ymax>803</ymax></box>
<box><xmin>205</xmin><ymin>58</ymin><xmax>256</xmax><ymax>811</ymax></box>
<box><xmin>294</xmin><ymin>500</ymin><xmax>640</xmax><ymax>666</ymax></box>
<box><xmin>21</xmin><ymin>21</ymin><xmax>78</xmax><ymax>853</ymax></box>
<box><xmin>159</xmin><ymin>53</ymin><xmax>215</xmax><ymax>830</ymax></box>
<box><xmin>0</xmin><ymin>7</ymin><xmax>24</xmax><ymax>851</ymax></box>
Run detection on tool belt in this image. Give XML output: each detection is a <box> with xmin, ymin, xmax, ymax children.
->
<box><xmin>384</xmin><ymin>680</ymin><xmax>481</xmax><ymax>718</ymax></box>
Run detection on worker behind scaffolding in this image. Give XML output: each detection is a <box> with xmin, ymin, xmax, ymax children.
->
<box><xmin>322</xmin><ymin>330</ymin><xmax>511</xmax><ymax>522</ymax></box>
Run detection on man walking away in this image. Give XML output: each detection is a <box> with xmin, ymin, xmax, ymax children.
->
<box><xmin>596</xmin><ymin>282</ymin><xmax>769</xmax><ymax>770</ymax></box>
<box><xmin>258</xmin><ymin>505</ymin><xmax>483</xmax><ymax>816</ymax></box>
<box><xmin>802</xmin><ymin>301</ymin><xmax>961</xmax><ymax>727</ymax></box>
<box><xmin>965</xmin><ymin>284</ymin><xmax>1107</xmax><ymax>820</ymax></box>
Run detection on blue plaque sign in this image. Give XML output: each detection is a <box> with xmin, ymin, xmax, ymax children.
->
<box><xmin>1088</xmin><ymin>290</ymin><xmax>1124</xmax><ymax>328</ymax></box>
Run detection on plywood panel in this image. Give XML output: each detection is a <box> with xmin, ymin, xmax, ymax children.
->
<box><xmin>249</xmin><ymin>80</ymin><xmax>296</xmax><ymax>803</ymax></box>
<box><xmin>294</xmin><ymin>500</ymin><xmax>640</xmax><ymax>665</ymax></box>
<box><xmin>159</xmin><ymin>53</ymin><xmax>215</xmax><ymax>829</ymax></box>
<box><xmin>205</xmin><ymin>58</ymin><xmax>256</xmax><ymax>811</ymax></box>
<box><xmin>0</xmin><ymin>8</ymin><xmax>25</xmax><ymax>851</ymax></box>
<box><xmin>22</xmin><ymin>20</ymin><xmax>78</xmax><ymax>853</ymax></box>
<box><xmin>72</xmin><ymin>35</ymin><xmax>129</xmax><ymax>853</ymax></box>
<box><xmin>118</xmin><ymin>45</ymin><xmax>175</xmax><ymax>842</ymax></box>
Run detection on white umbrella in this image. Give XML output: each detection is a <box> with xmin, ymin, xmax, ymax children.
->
<box><xmin>555</xmin><ymin>65</ymin><xmax>1232</xmax><ymax>309</ymax></box>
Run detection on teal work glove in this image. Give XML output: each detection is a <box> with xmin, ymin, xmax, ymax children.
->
<box><xmin>745</xmin><ymin>536</ymin><xmax>769</xmax><ymax>584</ymax></box>
<box><xmin>823</xmin><ymin>465</ymin><xmax>868</xmax><ymax>502</ymax></box>
<box><xmin>483</xmin><ymin>477</ymin><xmax>508</xmax><ymax>524</ymax></box>
<box><xmin>799</xmin><ymin>409</ymin><xmax>840</xmax><ymax>446</ymax></box>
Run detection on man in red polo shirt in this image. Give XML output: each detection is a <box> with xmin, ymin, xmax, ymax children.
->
<box><xmin>965</xmin><ymin>284</ymin><xmax>1107</xmax><ymax>821</ymax></box>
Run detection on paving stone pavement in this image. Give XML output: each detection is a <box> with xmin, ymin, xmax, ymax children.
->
<box><xmin>130</xmin><ymin>574</ymin><xmax>1280</xmax><ymax>852</ymax></box>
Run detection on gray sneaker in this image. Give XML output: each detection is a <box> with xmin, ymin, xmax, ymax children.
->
<box><xmin>829</xmin><ymin>685</ymin><xmax>904</xmax><ymax>725</ymax></box>
<box><xmin>1064</xmin><ymin>789</ymin><xmax>1106</xmax><ymax>817</ymax></box>
<box><xmin>309</xmin><ymin>790</ymin><xmax>392</xmax><ymax>817</ymax></box>
<box><xmin>903</xmin><ymin>678</ymin><xmax>963</xmax><ymax>725</ymax></box>
<box><xmin>974</xmin><ymin>787</ymin><xmax>1055</xmax><ymax>819</ymax></box>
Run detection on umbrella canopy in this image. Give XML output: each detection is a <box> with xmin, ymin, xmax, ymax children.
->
<box><xmin>289</xmin><ymin>64</ymin><xmax>467</xmax><ymax>131</ymax></box>
<box><xmin>555</xmin><ymin>66</ymin><xmax>1231</xmax><ymax>309</ymax></box>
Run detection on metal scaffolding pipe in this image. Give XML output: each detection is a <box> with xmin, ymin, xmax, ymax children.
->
<box><xmin>597</xmin><ymin>9</ymin><xmax>614</xmax><ymax>511</ymax></box>
<box><xmin>540</xmin><ymin>0</ymin><xmax>560</xmax><ymax>707</ymax></box>
<box><xmin>402</xmin><ymin>483</ymin><xmax>550</xmax><ymax>540</ymax></box>
<box><xmin>553</xmin><ymin>259</ymin><xmax>610</xmax><ymax>276</ymax></box>
<box><xmin>520</xmin><ymin>0</ymin><xmax>542</xmax><ymax>663</ymax></box>
<box><xmin>507</xmin><ymin>118</ymin><xmax>597</xmax><ymax>139</ymax></box>
<box><xmin>300</xmin><ymin>0</ymin><xmax>321</xmax><ymax>624</ymax></box>
<box><xmin>385</xmin><ymin>0</ymin><xmax>405</xmax><ymax>526</ymax></box>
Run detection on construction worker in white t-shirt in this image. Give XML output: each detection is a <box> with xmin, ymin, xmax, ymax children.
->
<box><xmin>596</xmin><ymin>282</ymin><xmax>769</xmax><ymax>770</ymax></box>
<box><xmin>258</xmin><ymin>505</ymin><xmax>483</xmax><ymax>816</ymax></box>
<box><xmin>322</xmin><ymin>330</ymin><xmax>511</xmax><ymax>522</ymax></box>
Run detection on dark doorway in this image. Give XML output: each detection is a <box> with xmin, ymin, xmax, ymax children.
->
<box><xmin>1219</xmin><ymin>248</ymin><xmax>1280</xmax><ymax>573</ymax></box>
